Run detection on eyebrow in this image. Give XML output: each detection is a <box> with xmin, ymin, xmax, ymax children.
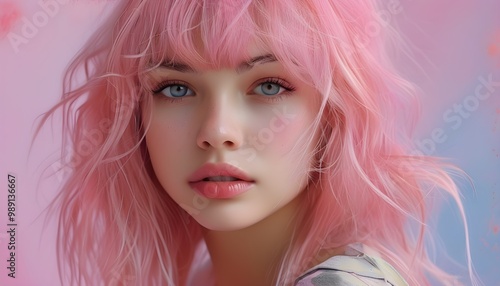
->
<box><xmin>157</xmin><ymin>54</ymin><xmax>277</xmax><ymax>74</ymax></box>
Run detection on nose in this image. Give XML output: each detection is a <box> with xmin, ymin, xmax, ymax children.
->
<box><xmin>196</xmin><ymin>96</ymin><xmax>244</xmax><ymax>150</ymax></box>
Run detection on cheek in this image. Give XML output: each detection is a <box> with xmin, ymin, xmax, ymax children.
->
<box><xmin>145</xmin><ymin>111</ymin><xmax>193</xmax><ymax>186</ymax></box>
<box><xmin>250</xmin><ymin>106</ymin><xmax>317</xmax><ymax>191</ymax></box>
<box><xmin>145</xmin><ymin>118</ymin><xmax>200</xmax><ymax>209</ymax></box>
<box><xmin>256</xmin><ymin>107</ymin><xmax>316</xmax><ymax>157</ymax></box>
<box><xmin>146</xmin><ymin>121</ymin><xmax>176</xmax><ymax>160</ymax></box>
<box><xmin>146</xmin><ymin>108</ymin><xmax>192</xmax><ymax>156</ymax></box>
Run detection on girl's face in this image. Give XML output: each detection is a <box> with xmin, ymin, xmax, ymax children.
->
<box><xmin>144</xmin><ymin>48</ymin><xmax>320</xmax><ymax>231</ymax></box>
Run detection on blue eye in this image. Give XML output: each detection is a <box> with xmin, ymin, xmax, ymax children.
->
<box><xmin>254</xmin><ymin>82</ymin><xmax>284</xmax><ymax>96</ymax></box>
<box><xmin>159</xmin><ymin>84</ymin><xmax>194</xmax><ymax>98</ymax></box>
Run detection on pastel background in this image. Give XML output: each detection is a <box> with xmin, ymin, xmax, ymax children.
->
<box><xmin>0</xmin><ymin>1</ymin><xmax>498</xmax><ymax>285</ymax></box>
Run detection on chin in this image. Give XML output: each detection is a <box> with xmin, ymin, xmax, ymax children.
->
<box><xmin>192</xmin><ymin>207</ymin><xmax>265</xmax><ymax>232</ymax></box>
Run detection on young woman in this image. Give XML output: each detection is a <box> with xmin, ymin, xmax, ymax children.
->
<box><xmin>38</xmin><ymin>0</ymin><xmax>478</xmax><ymax>285</ymax></box>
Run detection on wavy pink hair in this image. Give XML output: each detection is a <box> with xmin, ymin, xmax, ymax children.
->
<box><xmin>36</xmin><ymin>0</ymin><xmax>478</xmax><ymax>285</ymax></box>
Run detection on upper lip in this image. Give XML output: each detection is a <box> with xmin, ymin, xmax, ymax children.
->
<box><xmin>188</xmin><ymin>163</ymin><xmax>255</xmax><ymax>182</ymax></box>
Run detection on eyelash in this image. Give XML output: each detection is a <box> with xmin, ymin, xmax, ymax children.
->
<box><xmin>151</xmin><ymin>80</ymin><xmax>192</xmax><ymax>103</ymax></box>
<box><xmin>252</xmin><ymin>77</ymin><xmax>296</xmax><ymax>102</ymax></box>
<box><xmin>151</xmin><ymin>77</ymin><xmax>296</xmax><ymax>103</ymax></box>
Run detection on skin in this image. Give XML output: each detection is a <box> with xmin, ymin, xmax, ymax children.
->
<box><xmin>144</xmin><ymin>50</ymin><xmax>321</xmax><ymax>285</ymax></box>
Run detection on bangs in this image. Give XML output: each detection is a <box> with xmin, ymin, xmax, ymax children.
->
<box><xmin>118</xmin><ymin>0</ymin><xmax>339</xmax><ymax>88</ymax></box>
<box><xmin>133</xmin><ymin>0</ymin><xmax>258</xmax><ymax>72</ymax></box>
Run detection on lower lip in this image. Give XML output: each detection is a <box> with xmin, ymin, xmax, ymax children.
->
<box><xmin>188</xmin><ymin>181</ymin><xmax>254</xmax><ymax>199</ymax></box>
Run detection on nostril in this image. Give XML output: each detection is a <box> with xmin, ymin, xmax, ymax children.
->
<box><xmin>200</xmin><ymin>139</ymin><xmax>237</xmax><ymax>150</ymax></box>
<box><xmin>223</xmin><ymin>140</ymin><xmax>236</xmax><ymax>147</ymax></box>
<box><xmin>201</xmin><ymin>141</ymin><xmax>211</xmax><ymax>149</ymax></box>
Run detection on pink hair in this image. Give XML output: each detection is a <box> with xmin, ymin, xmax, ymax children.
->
<box><xmin>36</xmin><ymin>0</ymin><xmax>478</xmax><ymax>285</ymax></box>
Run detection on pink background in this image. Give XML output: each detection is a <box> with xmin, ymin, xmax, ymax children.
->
<box><xmin>0</xmin><ymin>1</ymin><xmax>499</xmax><ymax>285</ymax></box>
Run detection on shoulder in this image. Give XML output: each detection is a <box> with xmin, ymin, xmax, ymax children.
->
<box><xmin>295</xmin><ymin>246</ymin><xmax>408</xmax><ymax>286</ymax></box>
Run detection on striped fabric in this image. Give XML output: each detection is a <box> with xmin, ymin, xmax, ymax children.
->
<box><xmin>295</xmin><ymin>246</ymin><xmax>408</xmax><ymax>286</ymax></box>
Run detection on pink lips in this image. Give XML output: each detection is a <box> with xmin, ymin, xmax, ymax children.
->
<box><xmin>188</xmin><ymin>163</ymin><xmax>255</xmax><ymax>199</ymax></box>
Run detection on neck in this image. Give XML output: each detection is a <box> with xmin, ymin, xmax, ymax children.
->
<box><xmin>203</xmin><ymin>195</ymin><xmax>302</xmax><ymax>286</ymax></box>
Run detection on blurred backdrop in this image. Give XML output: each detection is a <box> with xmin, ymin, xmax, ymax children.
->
<box><xmin>0</xmin><ymin>0</ymin><xmax>498</xmax><ymax>285</ymax></box>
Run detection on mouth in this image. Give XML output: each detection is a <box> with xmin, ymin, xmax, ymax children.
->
<box><xmin>188</xmin><ymin>162</ymin><xmax>255</xmax><ymax>183</ymax></box>
<box><xmin>188</xmin><ymin>163</ymin><xmax>255</xmax><ymax>198</ymax></box>
<box><xmin>202</xmin><ymin>176</ymin><xmax>243</xmax><ymax>182</ymax></box>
